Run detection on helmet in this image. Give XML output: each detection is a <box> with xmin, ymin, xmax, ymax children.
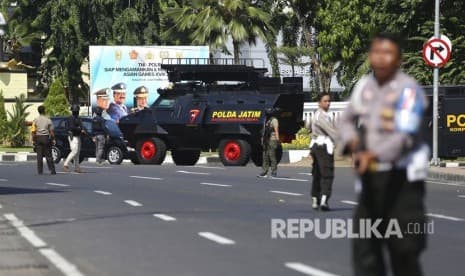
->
<box><xmin>71</xmin><ymin>104</ymin><xmax>80</xmax><ymax>113</ymax></box>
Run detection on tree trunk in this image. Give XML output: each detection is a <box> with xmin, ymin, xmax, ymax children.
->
<box><xmin>265</xmin><ymin>37</ymin><xmax>280</xmax><ymax>77</ymax></box>
<box><xmin>233</xmin><ymin>40</ymin><xmax>240</xmax><ymax>64</ymax></box>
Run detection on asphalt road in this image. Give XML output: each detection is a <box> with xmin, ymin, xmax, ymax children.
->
<box><xmin>0</xmin><ymin>162</ymin><xmax>464</xmax><ymax>276</ymax></box>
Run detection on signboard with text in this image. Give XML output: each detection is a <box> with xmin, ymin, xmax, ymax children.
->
<box><xmin>89</xmin><ymin>45</ymin><xmax>209</xmax><ymax>117</ymax></box>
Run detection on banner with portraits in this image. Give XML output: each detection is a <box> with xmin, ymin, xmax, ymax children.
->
<box><xmin>89</xmin><ymin>45</ymin><xmax>209</xmax><ymax>121</ymax></box>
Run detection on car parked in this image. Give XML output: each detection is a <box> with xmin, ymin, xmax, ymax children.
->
<box><xmin>51</xmin><ymin>116</ymin><xmax>129</xmax><ymax>165</ymax></box>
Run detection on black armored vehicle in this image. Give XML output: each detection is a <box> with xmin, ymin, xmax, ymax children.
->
<box><xmin>119</xmin><ymin>58</ymin><xmax>304</xmax><ymax>166</ymax></box>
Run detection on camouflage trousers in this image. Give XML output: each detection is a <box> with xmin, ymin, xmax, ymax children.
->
<box><xmin>261</xmin><ymin>139</ymin><xmax>279</xmax><ymax>175</ymax></box>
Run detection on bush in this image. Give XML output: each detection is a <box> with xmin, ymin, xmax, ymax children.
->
<box><xmin>282</xmin><ymin>127</ymin><xmax>311</xmax><ymax>150</ymax></box>
<box><xmin>43</xmin><ymin>78</ymin><xmax>70</xmax><ymax>116</ymax></box>
<box><xmin>4</xmin><ymin>94</ymin><xmax>31</xmax><ymax>147</ymax></box>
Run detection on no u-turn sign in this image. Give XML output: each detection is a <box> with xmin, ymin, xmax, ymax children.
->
<box><xmin>422</xmin><ymin>35</ymin><xmax>452</xmax><ymax>68</ymax></box>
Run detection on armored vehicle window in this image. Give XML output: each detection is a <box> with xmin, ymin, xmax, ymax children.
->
<box><xmin>158</xmin><ymin>99</ymin><xmax>176</xmax><ymax>108</ymax></box>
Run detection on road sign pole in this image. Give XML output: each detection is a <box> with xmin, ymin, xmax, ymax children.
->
<box><xmin>432</xmin><ymin>0</ymin><xmax>440</xmax><ymax>166</ymax></box>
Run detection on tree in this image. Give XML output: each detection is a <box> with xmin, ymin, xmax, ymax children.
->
<box><xmin>43</xmin><ymin>78</ymin><xmax>70</xmax><ymax>116</ymax></box>
<box><xmin>0</xmin><ymin>91</ymin><xmax>7</xmax><ymax>144</ymax></box>
<box><xmin>163</xmin><ymin>0</ymin><xmax>275</xmax><ymax>64</ymax></box>
<box><xmin>276</xmin><ymin>46</ymin><xmax>312</xmax><ymax>77</ymax></box>
<box><xmin>5</xmin><ymin>94</ymin><xmax>31</xmax><ymax>147</ymax></box>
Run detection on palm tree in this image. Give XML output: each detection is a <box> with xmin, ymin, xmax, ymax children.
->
<box><xmin>163</xmin><ymin>0</ymin><xmax>275</xmax><ymax>64</ymax></box>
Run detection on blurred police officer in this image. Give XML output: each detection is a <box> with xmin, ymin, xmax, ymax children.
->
<box><xmin>108</xmin><ymin>82</ymin><xmax>128</xmax><ymax>122</ymax></box>
<box><xmin>339</xmin><ymin>33</ymin><xmax>428</xmax><ymax>276</ymax></box>
<box><xmin>63</xmin><ymin>104</ymin><xmax>85</xmax><ymax>173</ymax></box>
<box><xmin>92</xmin><ymin>107</ymin><xmax>107</xmax><ymax>164</ymax></box>
<box><xmin>258</xmin><ymin>108</ymin><xmax>280</xmax><ymax>178</ymax></box>
<box><xmin>94</xmin><ymin>88</ymin><xmax>112</xmax><ymax>120</ymax></box>
<box><xmin>131</xmin><ymin>86</ymin><xmax>149</xmax><ymax>113</ymax></box>
<box><xmin>310</xmin><ymin>92</ymin><xmax>337</xmax><ymax>211</ymax></box>
<box><xmin>32</xmin><ymin>105</ymin><xmax>56</xmax><ymax>175</ymax></box>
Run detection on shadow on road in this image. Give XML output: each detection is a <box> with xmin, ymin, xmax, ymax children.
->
<box><xmin>0</xmin><ymin>186</ymin><xmax>65</xmax><ymax>195</ymax></box>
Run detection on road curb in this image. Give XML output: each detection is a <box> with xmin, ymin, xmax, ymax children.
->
<box><xmin>427</xmin><ymin>170</ymin><xmax>465</xmax><ymax>185</ymax></box>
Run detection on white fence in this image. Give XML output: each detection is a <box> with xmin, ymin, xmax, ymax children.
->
<box><xmin>303</xmin><ymin>102</ymin><xmax>348</xmax><ymax>124</ymax></box>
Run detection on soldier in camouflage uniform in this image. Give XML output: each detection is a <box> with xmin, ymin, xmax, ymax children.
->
<box><xmin>258</xmin><ymin>108</ymin><xmax>280</xmax><ymax>178</ymax></box>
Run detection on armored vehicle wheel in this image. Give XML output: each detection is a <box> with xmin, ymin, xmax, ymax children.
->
<box><xmin>136</xmin><ymin>137</ymin><xmax>167</xmax><ymax>164</ymax></box>
<box><xmin>172</xmin><ymin>150</ymin><xmax>201</xmax><ymax>165</ymax></box>
<box><xmin>251</xmin><ymin>144</ymin><xmax>283</xmax><ymax>166</ymax></box>
<box><xmin>219</xmin><ymin>139</ymin><xmax>251</xmax><ymax>166</ymax></box>
<box><xmin>51</xmin><ymin>146</ymin><xmax>62</xmax><ymax>164</ymax></box>
<box><xmin>129</xmin><ymin>153</ymin><xmax>141</xmax><ymax>165</ymax></box>
<box><xmin>107</xmin><ymin>146</ymin><xmax>124</xmax><ymax>165</ymax></box>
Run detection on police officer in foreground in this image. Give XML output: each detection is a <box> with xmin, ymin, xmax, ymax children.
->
<box><xmin>310</xmin><ymin>92</ymin><xmax>337</xmax><ymax>211</ymax></box>
<box><xmin>63</xmin><ymin>104</ymin><xmax>85</xmax><ymax>173</ymax></box>
<box><xmin>258</xmin><ymin>108</ymin><xmax>280</xmax><ymax>178</ymax></box>
<box><xmin>92</xmin><ymin>107</ymin><xmax>108</xmax><ymax>164</ymax></box>
<box><xmin>131</xmin><ymin>86</ymin><xmax>149</xmax><ymax>113</ymax></box>
<box><xmin>32</xmin><ymin>105</ymin><xmax>56</xmax><ymax>175</ymax></box>
<box><xmin>339</xmin><ymin>33</ymin><xmax>428</xmax><ymax>276</ymax></box>
<box><xmin>108</xmin><ymin>82</ymin><xmax>128</xmax><ymax>122</ymax></box>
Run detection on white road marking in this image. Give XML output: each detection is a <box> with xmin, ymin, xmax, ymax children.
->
<box><xmin>299</xmin><ymin>173</ymin><xmax>313</xmax><ymax>176</ymax></box>
<box><xmin>124</xmin><ymin>200</ymin><xmax>142</xmax><ymax>207</ymax></box>
<box><xmin>4</xmin><ymin>214</ymin><xmax>47</xmax><ymax>248</ymax></box>
<box><xmin>198</xmin><ymin>232</ymin><xmax>235</xmax><ymax>245</ymax></box>
<box><xmin>194</xmin><ymin>165</ymin><xmax>225</xmax><ymax>170</ymax></box>
<box><xmin>46</xmin><ymin>182</ymin><xmax>70</xmax><ymax>187</ymax></box>
<box><xmin>94</xmin><ymin>190</ymin><xmax>112</xmax><ymax>195</ymax></box>
<box><xmin>200</xmin><ymin>182</ymin><xmax>232</xmax><ymax>187</ymax></box>
<box><xmin>270</xmin><ymin>177</ymin><xmax>308</xmax><ymax>182</ymax></box>
<box><xmin>39</xmin><ymin>248</ymin><xmax>85</xmax><ymax>276</ymax></box>
<box><xmin>285</xmin><ymin>262</ymin><xmax>340</xmax><ymax>276</ymax></box>
<box><xmin>0</xmin><ymin>178</ymin><xmax>7</xmax><ymax>181</ymax></box>
<box><xmin>81</xmin><ymin>166</ymin><xmax>113</xmax><ymax>169</ymax></box>
<box><xmin>153</xmin><ymin>214</ymin><xmax>177</xmax><ymax>221</ymax></box>
<box><xmin>341</xmin><ymin>200</ymin><xmax>358</xmax><ymax>206</ymax></box>
<box><xmin>269</xmin><ymin>190</ymin><xmax>303</xmax><ymax>196</ymax></box>
<box><xmin>177</xmin><ymin>170</ymin><xmax>211</xmax><ymax>175</ymax></box>
<box><xmin>130</xmin><ymin>176</ymin><xmax>163</xmax><ymax>181</ymax></box>
<box><xmin>426</xmin><ymin>180</ymin><xmax>465</xmax><ymax>187</ymax></box>
<box><xmin>426</xmin><ymin>213</ymin><xmax>464</xmax><ymax>222</ymax></box>
<box><xmin>458</xmin><ymin>195</ymin><xmax>465</xmax><ymax>198</ymax></box>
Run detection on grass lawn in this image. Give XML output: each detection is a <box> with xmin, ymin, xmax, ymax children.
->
<box><xmin>0</xmin><ymin>146</ymin><xmax>34</xmax><ymax>152</ymax></box>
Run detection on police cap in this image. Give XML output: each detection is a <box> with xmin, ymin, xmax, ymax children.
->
<box><xmin>111</xmin><ymin>82</ymin><xmax>127</xmax><ymax>93</ymax></box>
<box><xmin>93</xmin><ymin>88</ymin><xmax>110</xmax><ymax>99</ymax></box>
<box><xmin>134</xmin><ymin>86</ymin><xmax>149</xmax><ymax>98</ymax></box>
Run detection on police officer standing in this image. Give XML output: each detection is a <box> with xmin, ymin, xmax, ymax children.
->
<box><xmin>108</xmin><ymin>82</ymin><xmax>128</xmax><ymax>122</ymax></box>
<box><xmin>258</xmin><ymin>108</ymin><xmax>280</xmax><ymax>178</ymax></box>
<box><xmin>92</xmin><ymin>107</ymin><xmax>107</xmax><ymax>164</ymax></box>
<box><xmin>32</xmin><ymin>105</ymin><xmax>56</xmax><ymax>175</ymax></box>
<box><xmin>131</xmin><ymin>86</ymin><xmax>149</xmax><ymax>113</ymax></box>
<box><xmin>63</xmin><ymin>104</ymin><xmax>85</xmax><ymax>173</ymax></box>
<box><xmin>310</xmin><ymin>92</ymin><xmax>337</xmax><ymax>211</ymax></box>
<box><xmin>339</xmin><ymin>33</ymin><xmax>428</xmax><ymax>276</ymax></box>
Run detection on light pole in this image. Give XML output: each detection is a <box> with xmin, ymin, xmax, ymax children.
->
<box><xmin>0</xmin><ymin>12</ymin><xmax>6</xmax><ymax>62</ymax></box>
<box><xmin>431</xmin><ymin>0</ymin><xmax>440</xmax><ymax>166</ymax></box>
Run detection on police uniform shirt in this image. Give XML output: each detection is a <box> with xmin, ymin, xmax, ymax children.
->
<box><xmin>338</xmin><ymin>71</ymin><xmax>427</xmax><ymax>163</ymax></box>
<box><xmin>33</xmin><ymin>115</ymin><xmax>54</xmax><ymax>136</ymax></box>
<box><xmin>108</xmin><ymin>102</ymin><xmax>128</xmax><ymax>121</ymax></box>
<box><xmin>312</xmin><ymin>108</ymin><xmax>337</xmax><ymax>143</ymax></box>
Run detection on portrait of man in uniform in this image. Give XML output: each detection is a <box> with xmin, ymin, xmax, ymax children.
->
<box><xmin>93</xmin><ymin>88</ymin><xmax>111</xmax><ymax>120</ymax></box>
<box><xmin>132</xmin><ymin>85</ymin><xmax>149</xmax><ymax>113</ymax></box>
<box><xmin>108</xmin><ymin>82</ymin><xmax>128</xmax><ymax>122</ymax></box>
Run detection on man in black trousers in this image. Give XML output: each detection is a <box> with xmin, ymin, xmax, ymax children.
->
<box><xmin>32</xmin><ymin>105</ymin><xmax>56</xmax><ymax>175</ymax></box>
